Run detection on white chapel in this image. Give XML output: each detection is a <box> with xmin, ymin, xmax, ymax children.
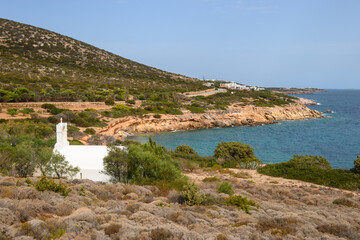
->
<box><xmin>54</xmin><ymin>120</ymin><xmax>124</xmax><ymax>182</ymax></box>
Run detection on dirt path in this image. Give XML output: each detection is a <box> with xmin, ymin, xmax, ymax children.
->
<box><xmin>181</xmin><ymin>88</ymin><xmax>227</xmax><ymax>97</ymax></box>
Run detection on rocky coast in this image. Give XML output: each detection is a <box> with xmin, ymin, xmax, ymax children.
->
<box><xmin>99</xmin><ymin>103</ymin><xmax>322</xmax><ymax>139</ymax></box>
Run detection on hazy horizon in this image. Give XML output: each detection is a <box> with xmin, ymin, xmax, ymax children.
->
<box><xmin>1</xmin><ymin>0</ymin><xmax>360</xmax><ymax>89</ymax></box>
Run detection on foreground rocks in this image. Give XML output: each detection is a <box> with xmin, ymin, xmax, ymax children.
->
<box><xmin>0</xmin><ymin>169</ymin><xmax>358</xmax><ymax>240</ymax></box>
<box><xmin>100</xmin><ymin>103</ymin><xmax>322</xmax><ymax>139</ymax></box>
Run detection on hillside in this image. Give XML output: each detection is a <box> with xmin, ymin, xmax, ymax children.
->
<box><xmin>0</xmin><ymin>170</ymin><xmax>359</xmax><ymax>240</ymax></box>
<box><xmin>0</xmin><ymin>18</ymin><xmax>206</xmax><ymax>102</ymax></box>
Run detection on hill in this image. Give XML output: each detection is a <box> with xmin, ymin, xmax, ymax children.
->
<box><xmin>0</xmin><ymin>18</ymin><xmax>206</xmax><ymax>102</ymax></box>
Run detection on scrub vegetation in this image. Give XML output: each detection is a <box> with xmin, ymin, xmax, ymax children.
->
<box><xmin>258</xmin><ymin>155</ymin><xmax>360</xmax><ymax>190</ymax></box>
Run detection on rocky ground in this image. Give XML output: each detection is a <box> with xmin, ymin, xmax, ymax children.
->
<box><xmin>0</xmin><ymin>169</ymin><xmax>359</xmax><ymax>240</ymax></box>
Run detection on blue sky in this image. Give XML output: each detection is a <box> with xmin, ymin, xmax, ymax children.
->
<box><xmin>1</xmin><ymin>0</ymin><xmax>360</xmax><ymax>88</ymax></box>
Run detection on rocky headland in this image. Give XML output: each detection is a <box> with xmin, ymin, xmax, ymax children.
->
<box><xmin>0</xmin><ymin>169</ymin><xmax>359</xmax><ymax>240</ymax></box>
<box><xmin>293</xmin><ymin>97</ymin><xmax>318</xmax><ymax>106</ymax></box>
<box><xmin>99</xmin><ymin>103</ymin><xmax>321</xmax><ymax>139</ymax></box>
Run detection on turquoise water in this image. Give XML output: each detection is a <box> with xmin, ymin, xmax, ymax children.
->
<box><xmin>131</xmin><ymin>90</ymin><xmax>360</xmax><ymax>169</ymax></box>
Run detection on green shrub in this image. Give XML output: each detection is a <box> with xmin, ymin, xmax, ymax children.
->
<box><xmin>175</xmin><ymin>145</ymin><xmax>196</xmax><ymax>155</ymax></box>
<box><xmin>288</xmin><ymin>155</ymin><xmax>331</xmax><ymax>170</ymax></box>
<box><xmin>84</xmin><ymin>128</ymin><xmax>96</xmax><ymax>135</ymax></box>
<box><xmin>187</xmin><ymin>105</ymin><xmax>205</xmax><ymax>113</ymax></box>
<box><xmin>126</xmin><ymin>99</ymin><xmax>136</xmax><ymax>105</ymax></box>
<box><xmin>102</xmin><ymin>139</ymin><xmax>183</xmax><ymax>190</ymax></box>
<box><xmin>214</xmin><ymin>142</ymin><xmax>262</xmax><ymax>168</ymax></box>
<box><xmin>19</xmin><ymin>108</ymin><xmax>35</xmax><ymax>114</ymax></box>
<box><xmin>351</xmin><ymin>156</ymin><xmax>360</xmax><ymax>174</ymax></box>
<box><xmin>70</xmin><ymin>111</ymin><xmax>106</xmax><ymax>127</ymax></box>
<box><xmin>78</xmin><ymin>185</ymin><xmax>86</xmax><ymax>196</ymax></box>
<box><xmin>69</xmin><ymin>139</ymin><xmax>83</xmax><ymax>145</ymax></box>
<box><xmin>7</xmin><ymin>108</ymin><xmax>18</xmax><ymax>116</ymax></box>
<box><xmin>34</xmin><ymin>176</ymin><xmax>72</xmax><ymax>197</ymax></box>
<box><xmin>180</xmin><ymin>182</ymin><xmax>206</xmax><ymax>206</ymax></box>
<box><xmin>41</xmin><ymin>103</ymin><xmax>68</xmax><ymax>115</ymax></box>
<box><xmin>258</xmin><ymin>156</ymin><xmax>360</xmax><ymax>190</ymax></box>
<box><xmin>224</xmin><ymin>195</ymin><xmax>259</xmax><ymax>213</ymax></box>
<box><xmin>112</xmin><ymin>104</ymin><xmax>133</xmax><ymax>112</ymax></box>
<box><xmin>104</xmin><ymin>98</ymin><xmax>115</xmax><ymax>106</ymax></box>
<box><xmin>203</xmin><ymin>177</ymin><xmax>221</xmax><ymax>182</ymax></box>
<box><xmin>217</xmin><ymin>181</ymin><xmax>234</xmax><ymax>195</ymax></box>
<box><xmin>153</xmin><ymin>114</ymin><xmax>161</xmax><ymax>118</ymax></box>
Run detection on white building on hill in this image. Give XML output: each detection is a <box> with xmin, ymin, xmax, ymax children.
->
<box><xmin>54</xmin><ymin>120</ymin><xmax>124</xmax><ymax>182</ymax></box>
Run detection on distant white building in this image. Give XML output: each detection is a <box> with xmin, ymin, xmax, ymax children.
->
<box><xmin>220</xmin><ymin>82</ymin><xmax>250</xmax><ymax>90</ymax></box>
<box><xmin>220</xmin><ymin>82</ymin><xmax>265</xmax><ymax>91</ymax></box>
<box><xmin>54</xmin><ymin>120</ymin><xmax>125</xmax><ymax>182</ymax></box>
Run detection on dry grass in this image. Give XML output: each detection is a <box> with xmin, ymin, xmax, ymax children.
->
<box><xmin>317</xmin><ymin>224</ymin><xmax>360</xmax><ymax>239</ymax></box>
<box><xmin>104</xmin><ymin>223</ymin><xmax>121</xmax><ymax>236</ymax></box>
<box><xmin>0</xmin><ymin>186</ymin><xmax>16</xmax><ymax>199</ymax></box>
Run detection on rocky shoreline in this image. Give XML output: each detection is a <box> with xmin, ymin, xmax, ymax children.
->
<box><xmin>99</xmin><ymin>103</ymin><xmax>322</xmax><ymax>139</ymax></box>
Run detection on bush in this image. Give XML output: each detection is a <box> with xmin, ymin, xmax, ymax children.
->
<box><xmin>41</xmin><ymin>104</ymin><xmax>68</xmax><ymax>115</ymax></box>
<box><xmin>351</xmin><ymin>156</ymin><xmax>360</xmax><ymax>174</ymax></box>
<box><xmin>224</xmin><ymin>195</ymin><xmax>259</xmax><ymax>213</ymax></box>
<box><xmin>104</xmin><ymin>98</ymin><xmax>115</xmax><ymax>106</ymax></box>
<box><xmin>180</xmin><ymin>182</ymin><xmax>206</xmax><ymax>206</ymax></box>
<box><xmin>202</xmin><ymin>177</ymin><xmax>221</xmax><ymax>182</ymax></box>
<box><xmin>258</xmin><ymin>156</ymin><xmax>360</xmax><ymax>190</ymax></box>
<box><xmin>126</xmin><ymin>99</ymin><xmax>135</xmax><ymax>105</ymax></box>
<box><xmin>19</xmin><ymin>108</ymin><xmax>35</xmax><ymax>114</ymax></box>
<box><xmin>102</xmin><ymin>139</ymin><xmax>184</xmax><ymax>190</ymax></box>
<box><xmin>175</xmin><ymin>145</ymin><xmax>196</xmax><ymax>155</ymax></box>
<box><xmin>112</xmin><ymin>104</ymin><xmax>133</xmax><ymax>112</ymax></box>
<box><xmin>217</xmin><ymin>181</ymin><xmax>234</xmax><ymax>195</ymax></box>
<box><xmin>34</xmin><ymin>176</ymin><xmax>72</xmax><ymax>197</ymax></box>
<box><xmin>153</xmin><ymin>114</ymin><xmax>161</xmax><ymax>118</ymax></box>
<box><xmin>288</xmin><ymin>155</ymin><xmax>331</xmax><ymax>170</ymax></box>
<box><xmin>84</xmin><ymin>128</ymin><xmax>96</xmax><ymax>135</ymax></box>
<box><xmin>214</xmin><ymin>142</ymin><xmax>262</xmax><ymax>168</ymax></box>
<box><xmin>187</xmin><ymin>105</ymin><xmax>205</xmax><ymax>113</ymax></box>
<box><xmin>7</xmin><ymin>108</ymin><xmax>18</xmax><ymax>116</ymax></box>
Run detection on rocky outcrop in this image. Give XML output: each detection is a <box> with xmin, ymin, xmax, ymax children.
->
<box><xmin>294</xmin><ymin>97</ymin><xmax>318</xmax><ymax>105</ymax></box>
<box><xmin>100</xmin><ymin>103</ymin><xmax>322</xmax><ymax>138</ymax></box>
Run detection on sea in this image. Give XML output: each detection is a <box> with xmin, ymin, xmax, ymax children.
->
<box><xmin>131</xmin><ymin>90</ymin><xmax>360</xmax><ymax>169</ymax></box>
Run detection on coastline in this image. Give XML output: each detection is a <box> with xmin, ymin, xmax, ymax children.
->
<box><xmin>98</xmin><ymin>103</ymin><xmax>322</xmax><ymax>140</ymax></box>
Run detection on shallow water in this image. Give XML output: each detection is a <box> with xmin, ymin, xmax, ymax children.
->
<box><xmin>132</xmin><ymin>90</ymin><xmax>360</xmax><ymax>169</ymax></box>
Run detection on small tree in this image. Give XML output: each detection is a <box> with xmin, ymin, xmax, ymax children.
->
<box><xmin>0</xmin><ymin>143</ymin><xmax>15</xmax><ymax>174</ymax></box>
<box><xmin>49</xmin><ymin>151</ymin><xmax>80</xmax><ymax>179</ymax></box>
<box><xmin>351</xmin><ymin>156</ymin><xmax>360</xmax><ymax>174</ymax></box>
<box><xmin>102</xmin><ymin>147</ymin><xmax>129</xmax><ymax>183</ymax></box>
<box><xmin>13</xmin><ymin>143</ymin><xmax>36</xmax><ymax>177</ymax></box>
<box><xmin>214</xmin><ymin>142</ymin><xmax>261</xmax><ymax>168</ymax></box>
<box><xmin>175</xmin><ymin>145</ymin><xmax>196</xmax><ymax>155</ymax></box>
<box><xmin>35</xmin><ymin>147</ymin><xmax>53</xmax><ymax>176</ymax></box>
